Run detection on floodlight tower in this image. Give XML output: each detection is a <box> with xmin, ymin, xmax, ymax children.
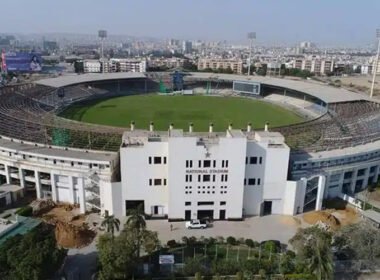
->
<box><xmin>370</xmin><ymin>29</ymin><xmax>380</xmax><ymax>99</ymax></box>
<box><xmin>247</xmin><ymin>32</ymin><xmax>256</xmax><ymax>76</ymax></box>
<box><xmin>98</xmin><ymin>30</ymin><xmax>107</xmax><ymax>73</ymax></box>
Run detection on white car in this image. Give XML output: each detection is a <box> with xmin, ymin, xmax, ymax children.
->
<box><xmin>185</xmin><ymin>219</ymin><xmax>207</xmax><ymax>229</ymax></box>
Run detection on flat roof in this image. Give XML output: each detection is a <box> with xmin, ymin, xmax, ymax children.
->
<box><xmin>35</xmin><ymin>72</ymin><xmax>146</xmax><ymax>88</ymax></box>
<box><xmin>291</xmin><ymin>139</ymin><xmax>380</xmax><ymax>162</ymax></box>
<box><xmin>35</xmin><ymin>72</ymin><xmax>372</xmax><ymax>104</ymax></box>
<box><xmin>188</xmin><ymin>73</ymin><xmax>372</xmax><ymax>104</ymax></box>
<box><xmin>0</xmin><ymin>137</ymin><xmax>117</xmax><ymax>163</ymax></box>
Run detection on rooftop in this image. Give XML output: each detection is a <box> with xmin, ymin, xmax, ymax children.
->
<box><xmin>0</xmin><ymin>137</ymin><xmax>118</xmax><ymax>163</ymax></box>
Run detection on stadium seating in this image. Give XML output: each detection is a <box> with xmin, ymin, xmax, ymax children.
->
<box><xmin>0</xmin><ymin>81</ymin><xmax>379</xmax><ymax>153</ymax></box>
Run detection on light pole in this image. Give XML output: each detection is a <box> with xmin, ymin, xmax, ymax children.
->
<box><xmin>370</xmin><ymin>28</ymin><xmax>380</xmax><ymax>98</ymax></box>
<box><xmin>247</xmin><ymin>32</ymin><xmax>256</xmax><ymax>76</ymax></box>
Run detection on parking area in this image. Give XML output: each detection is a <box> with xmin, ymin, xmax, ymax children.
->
<box><xmin>146</xmin><ymin>215</ymin><xmax>305</xmax><ymax>245</ymax></box>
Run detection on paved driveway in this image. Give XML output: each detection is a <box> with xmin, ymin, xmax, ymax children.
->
<box><xmin>146</xmin><ymin>215</ymin><xmax>304</xmax><ymax>245</ymax></box>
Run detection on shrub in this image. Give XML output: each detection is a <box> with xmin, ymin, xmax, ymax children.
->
<box><xmin>245</xmin><ymin>238</ymin><xmax>255</xmax><ymax>248</ymax></box>
<box><xmin>226</xmin><ymin>236</ymin><xmax>236</xmax><ymax>246</ymax></box>
<box><xmin>167</xmin><ymin>239</ymin><xmax>177</xmax><ymax>248</ymax></box>
<box><xmin>235</xmin><ymin>271</ymin><xmax>243</xmax><ymax>280</ymax></box>
<box><xmin>284</xmin><ymin>274</ymin><xmax>314</xmax><ymax>280</ymax></box>
<box><xmin>195</xmin><ymin>272</ymin><xmax>202</xmax><ymax>280</ymax></box>
<box><xmin>15</xmin><ymin>205</ymin><xmax>33</xmax><ymax>217</ymax></box>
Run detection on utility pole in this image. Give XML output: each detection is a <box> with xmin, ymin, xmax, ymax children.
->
<box><xmin>370</xmin><ymin>29</ymin><xmax>380</xmax><ymax>98</ymax></box>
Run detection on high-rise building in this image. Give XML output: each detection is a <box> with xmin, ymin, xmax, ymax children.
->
<box><xmin>182</xmin><ymin>40</ymin><xmax>192</xmax><ymax>54</ymax></box>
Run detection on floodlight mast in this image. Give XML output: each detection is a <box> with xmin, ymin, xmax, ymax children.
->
<box><xmin>370</xmin><ymin>29</ymin><xmax>380</xmax><ymax>99</ymax></box>
<box><xmin>98</xmin><ymin>30</ymin><xmax>107</xmax><ymax>73</ymax></box>
<box><xmin>247</xmin><ymin>32</ymin><xmax>256</xmax><ymax>76</ymax></box>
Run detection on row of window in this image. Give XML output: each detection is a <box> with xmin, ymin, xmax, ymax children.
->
<box><xmin>245</xmin><ymin>156</ymin><xmax>263</xmax><ymax>165</ymax></box>
<box><xmin>185</xmin><ymin>201</ymin><xmax>226</xmax><ymax>206</ymax></box>
<box><xmin>185</xmin><ymin>186</ymin><xmax>228</xmax><ymax>190</ymax></box>
<box><xmin>1</xmin><ymin>151</ymin><xmax>110</xmax><ymax>170</ymax></box>
<box><xmin>194</xmin><ymin>174</ymin><xmax>229</xmax><ymax>182</ymax></box>
<box><xmin>185</xmin><ymin>190</ymin><xmax>228</xmax><ymax>195</ymax></box>
<box><xmin>148</xmin><ymin>156</ymin><xmax>167</xmax><ymax>165</ymax></box>
<box><xmin>149</xmin><ymin>178</ymin><xmax>167</xmax><ymax>186</ymax></box>
<box><xmin>244</xmin><ymin>178</ymin><xmax>261</xmax><ymax>186</ymax></box>
<box><xmin>185</xmin><ymin>160</ymin><xmax>229</xmax><ymax>168</ymax></box>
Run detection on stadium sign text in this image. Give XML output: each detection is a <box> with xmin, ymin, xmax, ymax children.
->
<box><xmin>186</xmin><ymin>169</ymin><xmax>228</xmax><ymax>174</ymax></box>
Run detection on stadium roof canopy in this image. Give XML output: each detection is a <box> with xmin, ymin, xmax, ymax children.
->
<box><xmin>36</xmin><ymin>72</ymin><xmax>146</xmax><ymax>88</ymax></box>
<box><xmin>36</xmin><ymin>72</ymin><xmax>371</xmax><ymax>104</ymax></box>
<box><xmin>188</xmin><ymin>72</ymin><xmax>372</xmax><ymax>104</ymax></box>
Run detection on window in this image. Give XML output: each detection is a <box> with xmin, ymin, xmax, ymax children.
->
<box><xmin>164</xmin><ymin>179</ymin><xmax>167</xmax><ymax>186</ymax></box>
<box><xmin>198</xmin><ymin>160</ymin><xmax>201</xmax><ymax>168</ymax></box>
<box><xmin>225</xmin><ymin>160</ymin><xmax>229</xmax><ymax>168</ymax></box>
<box><xmin>149</xmin><ymin>157</ymin><xmax>152</xmax><ymax>164</ymax></box>
<box><xmin>344</xmin><ymin>171</ymin><xmax>353</xmax><ymax>179</ymax></box>
<box><xmin>154</xmin><ymin>179</ymin><xmax>162</xmax><ymax>186</ymax></box>
<box><xmin>189</xmin><ymin>175</ymin><xmax>192</xmax><ymax>182</ymax></box>
<box><xmin>257</xmin><ymin>178</ymin><xmax>261</xmax><ymax>185</ymax></box>
<box><xmin>197</xmin><ymin>201</ymin><xmax>214</xmax><ymax>206</ymax></box>
<box><xmin>203</xmin><ymin>174</ymin><xmax>210</xmax><ymax>182</ymax></box>
<box><xmin>164</xmin><ymin>157</ymin><xmax>167</xmax><ymax>164</ymax></box>
<box><xmin>220</xmin><ymin>201</ymin><xmax>226</xmax><ymax>205</ymax></box>
<box><xmin>248</xmin><ymin>178</ymin><xmax>256</xmax><ymax>185</ymax></box>
<box><xmin>212</xmin><ymin>174</ymin><xmax>216</xmax><ymax>182</ymax></box>
<box><xmin>185</xmin><ymin>202</ymin><xmax>191</xmax><ymax>206</ymax></box>
<box><xmin>244</xmin><ymin>178</ymin><xmax>247</xmax><ymax>185</ymax></box>
<box><xmin>259</xmin><ymin>157</ymin><xmax>263</xmax><ymax>164</ymax></box>
<box><xmin>198</xmin><ymin>174</ymin><xmax>201</xmax><ymax>182</ymax></box>
<box><xmin>245</xmin><ymin>157</ymin><xmax>248</xmax><ymax>164</ymax></box>
<box><xmin>250</xmin><ymin>157</ymin><xmax>257</xmax><ymax>164</ymax></box>
<box><xmin>203</xmin><ymin>160</ymin><xmax>211</xmax><ymax>168</ymax></box>
<box><xmin>190</xmin><ymin>160</ymin><xmax>193</xmax><ymax>168</ymax></box>
<box><xmin>186</xmin><ymin>175</ymin><xmax>189</xmax><ymax>182</ymax></box>
<box><xmin>213</xmin><ymin>160</ymin><xmax>216</xmax><ymax>168</ymax></box>
<box><xmin>149</xmin><ymin>179</ymin><xmax>152</xmax><ymax>186</ymax></box>
<box><xmin>154</xmin><ymin>157</ymin><xmax>162</xmax><ymax>164</ymax></box>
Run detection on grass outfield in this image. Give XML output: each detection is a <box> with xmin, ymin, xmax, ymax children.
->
<box><xmin>60</xmin><ymin>94</ymin><xmax>304</xmax><ymax>131</ymax></box>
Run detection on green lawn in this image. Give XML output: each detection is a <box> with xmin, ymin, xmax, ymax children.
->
<box><xmin>60</xmin><ymin>94</ymin><xmax>304</xmax><ymax>131</ymax></box>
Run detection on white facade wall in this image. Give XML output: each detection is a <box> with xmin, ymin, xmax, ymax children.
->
<box><xmin>120</xmin><ymin>130</ymin><xmax>297</xmax><ymax>220</ymax></box>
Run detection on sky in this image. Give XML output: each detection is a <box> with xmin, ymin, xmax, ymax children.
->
<box><xmin>1</xmin><ymin>0</ymin><xmax>380</xmax><ymax>46</ymax></box>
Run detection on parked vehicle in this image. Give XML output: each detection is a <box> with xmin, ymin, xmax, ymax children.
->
<box><xmin>185</xmin><ymin>219</ymin><xmax>207</xmax><ymax>229</ymax></box>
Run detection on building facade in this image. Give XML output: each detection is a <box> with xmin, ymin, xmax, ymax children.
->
<box><xmin>197</xmin><ymin>58</ymin><xmax>243</xmax><ymax>74</ymax></box>
<box><xmin>117</xmin><ymin>125</ymin><xmax>306</xmax><ymax>220</ymax></box>
<box><xmin>291</xmin><ymin>59</ymin><xmax>334</xmax><ymax>75</ymax></box>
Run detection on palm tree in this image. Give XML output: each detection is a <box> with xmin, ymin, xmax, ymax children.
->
<box><xmin>126</xmin><ymin>204</ymin><xmax>146</xmax><ymax>257</ymax></box>
<box><xmin>307</xmin><ymin>234</ymin><xmax>334</xmax><ymax>280</ymax></box>
<box><xmin>126</xmin><ymin>204</ymin><xmax>146</xmax><ymax>231</ymax></box>
<box><xmin>101</xmin><ymin>211</ymin><xmax>120</xmax><ymax>239</ymax></box>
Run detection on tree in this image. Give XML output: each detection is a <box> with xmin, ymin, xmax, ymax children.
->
<box><xmin>334</xmin><ymin>221</ymin><xmax>380</xmax><ymax>268</ymax></box>
<box><xmin>0</xmin><ymin>224</ymin><xmax>67</xmax><ymax>280</ymax></box>
<box><xmin>126</xmin><ymin>204</ymin><xmax>146</xmax><ymax>231</ymax></box>
<box><xmin>290</xmin><ymin>226</ymin><xmax>333</xmax><ymax>280</ymax></box>
<box><xmin>126</xmin><ymin>204</ymin><xmax>146</xmax><ymax>257</ymax></box>
<box><xmin>97</xmin><ymin>222</ymin><xmax>159</xmax><ymax>279</ymax></box>
<box><xmin>101</xmin><ymin>212</ymin><xmax>120</xmax><ymax>239</ymax></box>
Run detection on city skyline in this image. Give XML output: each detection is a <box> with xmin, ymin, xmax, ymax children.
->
<box><xmin>0</xmin><ymin>0</ymin><xmax>379</xmax><ymax>46</ymax></box>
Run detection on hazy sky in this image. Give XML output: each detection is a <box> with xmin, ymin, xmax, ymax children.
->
<box><xmin>1</xmin><ymin>0</ymin><xmax>379</xmax><ymax>46</ymax></box>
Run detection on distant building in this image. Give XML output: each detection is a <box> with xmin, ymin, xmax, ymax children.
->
<box><xmin>43</xmin><ymin>41</ymin><xmax>59</xmax><ymax>52</ymax></box>
<box><xmin>83</xmin><ymin>59</ymin><xmax>146</xmax><ymax>73</ymax></box>
<box><xmin>182</xmin><ymin>41</ymin><xmax>192</xmax><ymax>54</ymax></box>
<box><xmin>299</xmin><ymin>41</ymin><xmax>315</xmax><ymax>49</ymax></box>
<box><xmin>291</xmin><ymin>59</ymin><xmax>334</xmax><ymax>75</ymax></box>
<box><xmin>83</xmin><ymin>60</ymin><xmax>101</xmax><ymax>73</ymax></box>
<box><xmin>197</xmin><ymin>58</ymin><xmax>243</xmax><ymax>74</ymax></box>
<box><xmin>148</xmin><ymin>57</ymin><xmax>186</xmax><ymax>69</ymax></box>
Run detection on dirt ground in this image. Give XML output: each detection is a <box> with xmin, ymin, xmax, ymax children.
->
<box><xmin>301</xmin><ymin>204</ymin><xmax>360</xmax><ymax>230</ymax></box>
<box><xmin>40</xmin><ymin>203</ymin><xmax>96</xmax><ymax>248</ymax></box>
<box><xmin>337</xmin><ymin>75</ymin><xmax>380</xmax><ymax>98</ymax></box>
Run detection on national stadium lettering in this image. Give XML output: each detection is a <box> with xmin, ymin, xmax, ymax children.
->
<box><xmin>185</xmin><ymin>169</ymin><xmax>228</xmax><ymax>174</ymax></box>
